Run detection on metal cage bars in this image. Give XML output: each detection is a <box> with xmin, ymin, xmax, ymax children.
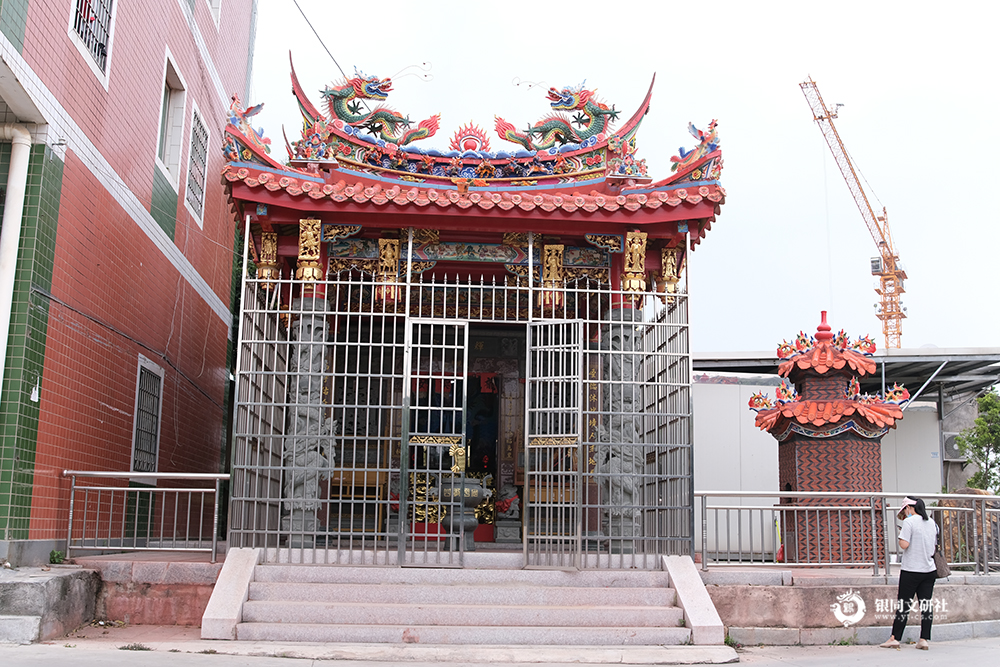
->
<box><xmin>229</xmin><ymin>250</ymin><xmax>693</xmax><ymax>568</ymax></box>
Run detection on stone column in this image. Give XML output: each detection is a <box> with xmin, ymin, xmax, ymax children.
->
<box><xmin>281</xmin><ymin>220</ymin><xmax>335</xmax><ymax>547</ymax></box>
<box><xmin>596</xmin><ymin>306</ymin><xmax>644</xmax><ymax>550</ymax></box>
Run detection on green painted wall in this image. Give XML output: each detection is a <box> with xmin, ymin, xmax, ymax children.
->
<box><xmin>150</xmin><ymin>166</ymin><xmax>177</xmax><ymax>240</ymax></box>
<box><xmin>0</xmin><ymin>0</ymin><xmax>29</xmax><ymax>54</ymax></box>
<box><xmin>0</xmin><ymin>144</ymin><xmax>63</xmax><ymax>540</ymax></box>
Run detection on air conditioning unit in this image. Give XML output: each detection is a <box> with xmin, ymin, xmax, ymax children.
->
<box><xmin>943</xmin><ymin>433</ymin><xmax>966</xmax><ymax>462</ymax></box>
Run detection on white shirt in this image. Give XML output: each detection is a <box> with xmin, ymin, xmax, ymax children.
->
<box><xmin>899</xmin><ymin>514</ymin><xmax>938</xmax><ymax>573</ymax></box>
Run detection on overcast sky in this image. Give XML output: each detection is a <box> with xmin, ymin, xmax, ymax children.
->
<box><xmin>246</xmin><ymin>0</ymin><xmax>999</xmax><ymax>354</ymax></box>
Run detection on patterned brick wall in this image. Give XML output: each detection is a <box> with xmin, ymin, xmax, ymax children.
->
<box><xmin>0</xmin><ymin>1</ymin><xmax>257</xmax><ymax>543</ymax></box>
<box><xmin>788</xmin><ymin>435</ymin><xmax>883</xmax><ymax>494</ymax></box>
<box><xmin>795</xmin><ymin>373</ymin><xmax>849</xmax><ymax>401</ymax></box>
<box><xmin>777</xmin><ymin>422</ymin><xmax>886</xmax><ymax>565</ymax></box>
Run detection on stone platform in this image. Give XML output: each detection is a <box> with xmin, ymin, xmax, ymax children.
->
<box><xmin>702</xmin><ymin>565</ymin><xmax>1000</xmax><ymax>645</ymax></box>
<box><xmin>0</xmin><ymin>565</ymin><xmax>99</xmax><ymax>643</ymax></box>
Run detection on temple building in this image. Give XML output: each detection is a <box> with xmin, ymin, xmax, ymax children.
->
<box><xmin>223</xmin><ymin>63</ymin><xmax>725</xmax><ymax>568</ymax></box>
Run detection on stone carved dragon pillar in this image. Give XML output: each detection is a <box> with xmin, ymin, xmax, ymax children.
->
<box><xmin>281</xmin><ymin>219</ymin><xmax>336</xmax><ymax>547</ymax></box>
<box><xmin>595</xmin><ymin>306</ymin><xmax>644</xmax><ymax>551</ymax></box>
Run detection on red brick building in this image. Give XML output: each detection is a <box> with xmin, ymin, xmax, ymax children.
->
<box><xmin>0</xmin><ymin>0</ymin><xmax>257</xmax><ymax>565</ymax></box>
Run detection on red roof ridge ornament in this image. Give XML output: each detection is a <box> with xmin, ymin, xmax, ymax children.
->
<box><xmin>815</xmin><ymin>310</ymin><xmax>833</xmax><ymax>342</ymax></box>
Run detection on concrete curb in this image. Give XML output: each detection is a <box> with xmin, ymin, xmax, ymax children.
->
<box><xmin>663</xmin><ymin>555</ymin><xmax>725</xmax><ymax>645</ymax></box>
<box><xmin>729</xmin><ymin>618</ymin><xmax>1000</xmax><ymax>645</ymax></box>
<box><xmin>201</xmin><ymin>548</ymin><xmax>261</xmax><ymax>640</ymax></box>
<box><xmin>700</xmin><ymin>569</ymin><xmax>1000</xmax><ymax>587</ymax></box>
<box><xmin>33</xmin><ymin>639</ymin><xmax>742</xmax><ymax>664</ymax></box>
<box><xmin>0</xmin><ymin>615</ymin><xmax>40</xmax><ymax>644</ymax></box>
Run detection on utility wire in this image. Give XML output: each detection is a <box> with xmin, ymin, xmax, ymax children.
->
<box><xmin>291</xmin><ymin>0</ymin><xmax>371</xmax><ymax>114</ymax></box>
<box><xmin>31</xmin><ymin>285</ymin><xmax>224</xmax><ymax>411</ymax></box>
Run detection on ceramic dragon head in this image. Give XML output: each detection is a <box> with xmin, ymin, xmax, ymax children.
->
<box><xmin>349</xmin><ymin>69</ymin><xmax>393</xmax><ymax>100</ymax></box>
<box><xmin>748</xmin><ymin>392</ymin><xmax>774</xmax><ymax>411</ymax></box>
<box><xmin>547</xmin><ymin>84</ymin><xmax>593</xmax><ymax>111</ymax></box>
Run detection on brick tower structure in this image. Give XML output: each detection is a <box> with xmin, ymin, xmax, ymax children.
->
<box><xmin>750</xmin><ymin>312</ymin><xmax>909</xmax><ymax>565</ymax></box>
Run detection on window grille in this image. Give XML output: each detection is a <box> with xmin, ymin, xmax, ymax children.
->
<box><xmin>186</xmin><ymin>111</ymin><xmax>209</xmax><ymax>217</ymax></box>
<box><xmin>132</xmin><ymin>366</ymin><xmax>162</xmax><ymax>473</ymax></box>
<box><xmin>73</xmin><ymin>0</ymin><xmax>114</xmax><ymax>72</ymax></box>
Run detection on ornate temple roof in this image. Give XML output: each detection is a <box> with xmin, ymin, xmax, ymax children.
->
<box><xmin>753</xmin><ymin>397</ymin><xmax>905</xmax><ymax>433</ymax></box>
<box><xmin>749</xmin><ymin>313</ymin><xmax>908</xmax><ymax>441</ymax></box>
<box><xmin>221</xmin><ymin>61</ymin><xmax>724</xmax><ymax>244</ymax></box>
<box><xmin>221</xmin><ymin>169</ymin><xmax>722</xmax><ymax>218</ymax></box>
<box><xmin>776</xmin><ymin>315</ymin><xmax>878</xmax><ymax>378</ymax></box>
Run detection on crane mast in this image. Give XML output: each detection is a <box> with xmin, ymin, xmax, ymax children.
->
<box><xmin>800</xmin><ymin>77</ymin><xmax>906</xmax><ymax>349</ymax></box>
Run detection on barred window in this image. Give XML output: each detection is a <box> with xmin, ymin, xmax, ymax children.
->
<box><xmin>73</xmin><ymin>0</ymin><xmax>114</xmax><ymax>72</ymax></box>
<box><xmin>186</xmin><ymin>110</ymin><xmax>209</xmax><ymax>220</ymax></box>
<box><xmin>132</xmin><ymin>359</ymin><xmax>163</xmax><ymax>473</ymax></box>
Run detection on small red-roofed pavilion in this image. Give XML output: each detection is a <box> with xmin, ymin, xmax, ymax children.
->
<box><xmin>750</xmin><ymin>312</ymin><xmax>908</xmax><ymax>566</ymax></box>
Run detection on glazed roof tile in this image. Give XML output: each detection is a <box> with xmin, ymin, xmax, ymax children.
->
<box><xmin>222</xmin><ymin>165</ymin><xmax>725</xmax><ymax>215</ymax></box>
<box><xmin>778</xmin><ymin>343</ymin><xmax>877</xmax><ymax>377</ymax></box>
<box><xmin>754</xmin><ymin>399</ymin><xmax>903</xmax><ymax>432</ymax></box>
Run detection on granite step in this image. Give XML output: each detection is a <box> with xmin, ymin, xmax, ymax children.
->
<box><xmin>253</xmin><ymin>564</ymin><xmax>669</xmax><ymax>588</ymax></box>
<box><xmin>248</xmin><ymin>581</ymin><xmax>675</xmax><ymax>607</ymax></box>
<box><xmin>241</xmin><ymin>600</ymin><xmax>684</xmax><ymax>627</ymax></box>
<box><xmin>235</xmin><ymin>622</ymin><xmax>692</xmax><ymax>645</ymax></box>
<box><xmin>236</xmin><ymin>562</ymin><xmax>687</xmax><ymax>646</ymax></box>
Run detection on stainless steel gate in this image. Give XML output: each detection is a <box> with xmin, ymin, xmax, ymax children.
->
<box><xmin>400</xmin><ymin>319</ymin><xmax>470</xmax><ymax>566</ymax></box>
<box><xmin>524</xmin><ymin>320</ymin><xmax>585</xmax><ymax>568</ymax></box>
<box><xmin>229</xmin><ymin>236</ymin><xmax>695</xmax><ymax>569</ymax></box>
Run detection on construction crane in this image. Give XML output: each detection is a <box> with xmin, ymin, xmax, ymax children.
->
<box><xmin>800</xmin><ymin>77</ymin><xmax>906</xmax><ymax>349</ymax></box>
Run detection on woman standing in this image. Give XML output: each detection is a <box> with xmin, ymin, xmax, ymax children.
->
<box><xmin>880</xmin><ymin>497</ymin><xmax>939</xmax><ymax>650</ymax></box>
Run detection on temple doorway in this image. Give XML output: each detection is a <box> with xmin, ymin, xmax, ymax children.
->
<box><xmin>466</xmin><ymin>325</ymin><xmax>527</xmax><ymax>546</ymax></box>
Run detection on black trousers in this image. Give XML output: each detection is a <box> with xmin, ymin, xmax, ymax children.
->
<box><xmin>891</xmin><ymin>569</ymin><xmax>937</xmax><ymax>640</ymax></box>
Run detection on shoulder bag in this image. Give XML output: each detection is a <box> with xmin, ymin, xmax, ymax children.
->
<box><xmin>934</xmin><ymin>529</ymin><xmax>951</xmax><ymax>578</ymax></box>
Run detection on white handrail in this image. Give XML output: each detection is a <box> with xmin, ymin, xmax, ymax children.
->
<box><xmin>63</xmin><ymin>470</ymin><xmax>229</xmax><ymax>479</ymax></box>
<box><xmin>64</xmin><ymin>470</ymin><xmax>229</xmax><ymax>562</ymax></box>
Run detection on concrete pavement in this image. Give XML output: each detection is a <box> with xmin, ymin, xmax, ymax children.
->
<box><xmin>1</xmin><ymin>623</ymin><xmax>998</xmax><ymax>666</ymax></box>
<box><xmin>737</xmin><ymin>635</ymin><xmax>1000</xmax><ymax>665</ymax></box>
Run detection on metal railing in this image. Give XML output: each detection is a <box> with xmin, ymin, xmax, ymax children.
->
<box><xmin>696</xmin><ymin>490</ymin><xmax>1000</xmax><ymax>575</ymax></box>
<box><xmin>64</xmin><ymin>471</ymin><xmax>229</xmax><ymax>562</ymax></box>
